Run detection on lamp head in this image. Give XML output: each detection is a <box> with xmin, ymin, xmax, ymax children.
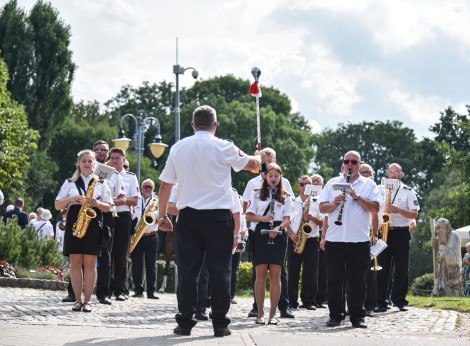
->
<box><xmin>192</xmin><ymin>70</ymin><xmax>199</xmax><ymax>79</ymax></box>
<box><xmin>112</xmin><ymin>127</ymin><xmax>131</xmax><ymax>152</ymax></box>
<box><xmin>251</xmin><ymin>67</ymin><xmax>261</xmax><ymax>82</ymax></box>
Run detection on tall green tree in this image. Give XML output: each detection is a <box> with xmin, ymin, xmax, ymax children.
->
<box><xmin>0</xmin><ymin>56</ymin><xmax>38</xmax><ymax>207</ymax></box>
<box><xmin>0</xmin><ymin>0</ymin><xmax>75</xmax><ymax>143</ymax></box>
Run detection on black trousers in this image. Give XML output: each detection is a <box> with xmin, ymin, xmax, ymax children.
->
<box><xmin>325</xmin><ymin>241</ymin><xmax>370</xmax><ymax>323</ymax></box>
<box><xmin>251</xmin><ymin>256</ymin><xmax>290</xmax><ymax>311</ymax></box>
<box><xmin>365</xmin><ymin>259</ymin><xmax>377</xmax><ymax>310</ymax></box>
<box><xmin>96</xmin><ymin>212</ymin><xmax>114</xmax><ymax>299</ymax></box>
<box><xmin>130</xmin><ymin>234</ymin><xmax>158</xmax><ymax>295</ymax></box>
<box><xmin>175</xmin><ymin>208</ymin><xmax>233</xmax><ymax>330</ymax></box>
<box><xmin>231</xmin><ymin>251</ymin><xmax>242</xmax><ymax>299</ymax></box>
<box><xmin>287</xmin><ymin>237</ymin><xmax>319</xmax><ymax>308</ymax></box>
<box><xmin>377</xmin><ymin>229</ymin><xmax>411</xmax><ymax>308</ymax></box>
<box><xmin>111</xmin><ymin>211</ymin><xmax>132</xmax><ymax>297</ymax></box>
<box><xmin>315</xmin><ymin>244</ymin><xmax>327</xmax><ymax>305</ymax></box>
<box><xmin>196</xmin><ymin>254</ymin><xmax>209</xmax><ymax>314</ymax></box>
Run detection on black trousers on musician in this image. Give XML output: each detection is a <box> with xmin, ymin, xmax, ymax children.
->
<box><xmin>96</xmin><ymin>212</ymin><xmax>114</xmax><ymax>300</ymax></box>
<box><xmin>377</xmin><ymin>228</ymin><xmax>411</xmax><ymax>308</ymax></box>
<box><xmin>365</xmin><ymin>259</ymin><xmax>377</xmax><ymax>310</ymax></box>
<box><xmin>196</xmin><ymin>254</ymin><xmax>209</xmax><ymax>314</ymax></box>
<box><xmin>110</xmin><ymin>211</ymin><xmax>132</xmax><ymax>297</ymax></box>
<box><xmin>131</xmin><ymin>233</ymin><xmax>158</xmax><ymax>295</ymax></box>
<box><xmin>287</xmin><ymin>237</ymin><xmax>319</xmax><ymax>308</ymax></box>
<box><xmin>315</xmin><ymin>244</ymin><xmax>328</xmax><ymax>306</ymax></box>
<box><xmin>325</xmin><ymin>241</ymin><xmax>370</xmax><ymax>323</ymax></box>
<box><xmin>175</xmin><ymin>208</ymin><xmax>233</xmax><ymax>330</ymax></box>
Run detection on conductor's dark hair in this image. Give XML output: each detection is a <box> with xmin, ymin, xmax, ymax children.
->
<box><xmin>192</xmin><ymin>105</ymin><xmax>217</xmax><ymax>131</ymax></box>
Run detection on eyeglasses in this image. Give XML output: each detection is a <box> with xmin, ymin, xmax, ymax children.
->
<box><xmin>123</xmin><ymin>165</ymin><xmax>129</xmax><ymax>169</ymax></box>
<box><xmin>110</xmin><ymin>156</ymin><xmax>122</xmax><ymax>160</ymax></box>
<box><xmin>359</xmin><ymin>170</ymin><xmax>372</xmax><ymax>176</ymax></box>
<box><xmin>298</xmin><ymin>182</ymin><xmax>308</xmax><ymax>187</ymax></box>
<box><xmin>94</xmin><ymin>148</ymin><xmax>108</xmax><ymax>154</ymax></box>
<box><xmin>143</xmin><ymin>185</ymin><xmax>154</xmax><ymax>190</ymax></box>
<box><xmin>343</xmin><ymin>159</ymin><xmax>359</xmax><ymax>165</ymax></box>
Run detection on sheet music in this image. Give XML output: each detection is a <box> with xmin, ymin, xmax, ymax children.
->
<box><xmin>370</xmin><ymin>239</ymin><xmax>388</xmax><ymax>257</ymax></box>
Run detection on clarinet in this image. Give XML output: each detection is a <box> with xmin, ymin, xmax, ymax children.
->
<box><xmin>269</xmin><ymin>183</ymin><xmax>276</xmax><ymax>230</ymax></box>
<box><xmin>335</xmin><ymin>168</ymin><xmax>352</xmax><ymax>226</ymax></box>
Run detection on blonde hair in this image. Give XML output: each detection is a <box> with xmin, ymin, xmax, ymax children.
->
<box><xmin>71</xmin><ymin>149</ymin><xmax>96</xmax><ymax>181</ymax></box>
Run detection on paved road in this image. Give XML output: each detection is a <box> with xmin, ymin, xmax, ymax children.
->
<box><xmin>0</xmin><ymin>287</ymin><xmax>469</xmax><ymax>345</ymax></box>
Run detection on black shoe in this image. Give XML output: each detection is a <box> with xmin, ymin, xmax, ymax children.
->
<box><xmin>230</xmin><ymin>299</ymin><xmax>237</xmax><ymax>304</ymax></box>
<box><xmin>280</xmin><ymin>309</ymin><xmax>295</xmax><ymax>318</ymax></box>
<box><xmin>195</xmin><ymin>312</ymin><xmax>209</xmax><ymax>321</ymax></box>
<box><xmin>173</xmin><ymin>326</ymin><xmax>191</xmax><ymax>336</ymax></box>
<box><xmin>98</xmin><ymin>297</ymin><xmax>112</xmax><ymax>305</ymax></box>
<box><xmin>147</xmin><ymin>292</ymin><xmax>159</xmax><ymax>299</ymax></box>
<box><xmin>214</xmin><ymin>327</ymin><xmax>231</xmax><ymax>337</ymax></box>
<box><xmin>365</xmin><ymin>309</ymin><xmax>374</xmax><ymax>317</ymax></box>
<box><xmin>124</xmin><ymin>294</ymin><xmax>129</xmax><ymax>300</ymax></box>
<box><xmin>398</xmin><ymin>306</ymin><xmax>408</xmax><ymax>312</ymax></box>
<box><xmin>315</xmin><ymin>303</ymin><xmax>327</xmax><ymax>309</ymax></box>
<box><xmin>248</xmin><ymin>308</ymin><xmax>258</xmax><ymax>318</ymax></box>
<box><xmin>62</xmin><ymin>295</ymin><xmax>75</xmax><ymax>303</ymax></box>
<box><xmin>305</xmin><ymin>305</ymin><xmax>316</xmax><ymax>310</ymax></box>
<box><xmin>298</xmin><ymin>304</ymin><xmax>306</xmax><ymax>309</ymax></box>
<box><xmin>326</xmin><ymin>319</ymin><xmax>341</xmax><ymax>327</ymax></box>
<box><xmin>352</xmin><ymin>320</ymin><xmax>367</xmax><ymax>328</ymax></box>
<box><xmin>131</xmin><ymin>293</ymin><xmax>143</xmax><ymax>298</ymax></box>
<box><xmin>373</xmin><ymin>306</ymin><xmax>387</xmax><ymax>313</ymax></box>
<box><xmin>116</xmin><ymin>294</ymin><xmax>126</xmax><ymax>301</ymax></box>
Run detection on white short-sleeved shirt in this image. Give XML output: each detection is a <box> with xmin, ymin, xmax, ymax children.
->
<box><xmin>169</xmin><ymin>184</ymin><xmax>178</xmax><ymax>204</ymax></box>
<box><xmin>242</xmin><ymin>175</ymin><xmax>294</xmax><ymax>203</ymax></box>
<box><xmin>116</xmin><ymin>170</ymin><xmax>139</xmax><ymax>212</ymax></box>
<box><xmin>133</xmin><ymin>195</ymin><xmax>158</xmax><ymax>233</ymax></box>
<box><xmin>159</xmin><ymin>131</ymin><xmax>249</xmax><ymax>210</ymax></box>
<box><xmin>388</xmin><ymin>184</ymin><xmax>420</xmax><ymax>227</ymax></box>
<box><xmin>290</xmin><ymin>196</ymin><xmax>323</xmax><ymax>238</ymax></box>
<box><xmin>33</xmin><ymin>220</ymin><xmax>54</xmax><ymax>239</ymax></box>
<box><xmin>55</xmin><ymin>174</ymin><xmax>113</xmax><ymax>207</ymax></box>
<box><xmin>318</xmin><ymin>175</ymin><xmax>381</xmax><ymax>242</ymax></box>
<box><xmin>55</xmin><ymin>221</ymin><xmax>65</xmax><ymax>252</ymax></box>
<box><xmin>246</xmin><ymin>189</ymin><xmax>293</xmax><ymax>225</ymax></box>
<box><xmin>106</xmin><ymin>171</ymin><xmax>126</xmax><ymax>213</ymax></box>
<box><xmin>231</xmin><ymin>188</ymin><xmax>242</xmax><ymax>214</ymax></box>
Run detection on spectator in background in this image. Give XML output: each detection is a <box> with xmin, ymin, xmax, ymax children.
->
<box><xmin>28</xmin><ymin>213</ymin><xmax>38</xmax><ymax>224</ymax></box>
<box><xmin>33</xmin><ymin>209</ymin><xmax>54</xmax><ymax>239</ymax></box>
<box><xmin>3</xmin><ymin>198</ymin><xmax>28</xmax><ymax>228</ymax></box>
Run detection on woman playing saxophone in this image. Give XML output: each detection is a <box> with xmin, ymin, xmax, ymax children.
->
<box><xmin>55</xmin><ymin>149</ymin><xmax>112</xmax><ymax>313</ymax></box>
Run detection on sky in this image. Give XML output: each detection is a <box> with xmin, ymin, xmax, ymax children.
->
<box><xmin>4</xmin><ymin>0</ymin><xmax>470</xmax><ymax>139</ymax></box>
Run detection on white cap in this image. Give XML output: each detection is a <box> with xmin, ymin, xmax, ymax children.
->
<box><xmin>6</xmin><ymin>205</ymin><xmax>14</xmax><ymax>212</ymax></box>
<box><xmin>40</xmin><ymin>209</ymin><xmax>52</xmax><ymax>221</ymax></box>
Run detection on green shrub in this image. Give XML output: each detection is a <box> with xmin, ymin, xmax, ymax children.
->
<box><xmin>16</xmin><ymin>267</ymin><xmax>58</xmax><ymax>280</ymax></box>
<box><xmin>411</xmin><ymin>273</ymin><xmax>434</xmax><ymax>296</ymax></box>
<box><xmin>0</xmin><ymin>221</ymin><xmax>66</xmax><ymax>268</ymax></box>
<box><xmin>237</xmin><ymin>261</ymin><xmax>253</xmax><ymax>293</ymax></box>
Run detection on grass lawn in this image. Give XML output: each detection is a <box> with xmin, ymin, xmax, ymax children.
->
<box><xmin>407</xmin><ymin>295</ymin><xmax>470</xmax><ymax>313</ymax></box>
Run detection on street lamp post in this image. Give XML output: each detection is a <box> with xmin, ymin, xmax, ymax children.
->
<box><xmin>112</xmin><ymin>113</ymin><xmax>167</xmax><ymax>183</ymax></box>
<box><xmin>173</xmin><ymin>64</ymin><xmax>199</xmax><ymax>143</ymax></box>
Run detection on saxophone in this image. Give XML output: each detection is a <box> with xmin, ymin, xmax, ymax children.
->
<box><xmin>381</xmin><ymin>184</ymin><xmax>392</xmax><ymax>243</ymax></box>
<box><xmin>129</xmin><ymin>197</ymin><xmax>157</xmax><ymax>254</ymax></box>
<box><xmin>293</xmin><ymin>195</ymin><xmax>313</xmax><ymax>254</ymax></box>
<box><xmin>72</xmin><ymin>177</ymin><xmax>99</xmax><ymax>239</ymax></box>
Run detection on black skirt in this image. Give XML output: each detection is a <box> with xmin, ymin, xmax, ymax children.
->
<box><xmin>63</xmin><ymin>204</ymin><xmax>103</xmax><ymax>256</ymax></box>
<box><xmin>252</xmin><ymin>221</ymin><xmax>287</xmax><ymax>266</ymax></box>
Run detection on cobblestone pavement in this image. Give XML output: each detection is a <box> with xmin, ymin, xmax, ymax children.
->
<box><xmin>0</xmin><ymin>287</ymin><xmax>469</xmax><ymax>345</ymax></box>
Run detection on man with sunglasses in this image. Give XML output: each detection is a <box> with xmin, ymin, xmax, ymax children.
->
<box><xmin>375</xmin><ymin>163</ymin><xmax>419</xmax><ymax>313</ymax></box>
<box><xmin>286</xmin><ymin>175</ymin><xmax>324</xmax><ymax>311</ymax></box>
<box><xmin>109</xmin><ymin>147</ymin><xmax>139</xmax><ymax>302</ymax></box>
<box><xmin>131</xmin><ymin>179</ymin><xmax>159</xmax><ymax>299</ymax></box>
<box><xmin>319</xmin><ymin>151</ymin><xmax>381</xmax><ymax>328</ymax></box>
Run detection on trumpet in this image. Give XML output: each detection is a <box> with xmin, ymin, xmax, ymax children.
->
<box><xmin>335</xmin><ymin>168</ymin><xmax>352</xmax><ymax>226</ymax></box>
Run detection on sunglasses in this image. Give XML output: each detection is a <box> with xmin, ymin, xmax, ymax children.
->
<box><xmin>298</xmin><ymin>182</ymin><xmax>308</xmax><ymax>187</ymax></box>
<box><xmin>123</xmin><ymin>165</ymin><xmax>129</xmax><ymax>169</ymax></box>
<box><xmin>359</xmin><ymin>170</ymin><xmax>372</xmax><ymax>175</ymax></box>
<box><xmin>343</xmin><ymin>159</ymin><xmax>359</xmax><ymax>165</ymax></box>
<box><xmin>143</xmin><ymin>185</ymin><xmax>154</xmax><ymax>190</ymax></box>
<box><xmin>94</xmin><ymin>148</ymin><xmax>108</xmax><ymax>153</ymax></box>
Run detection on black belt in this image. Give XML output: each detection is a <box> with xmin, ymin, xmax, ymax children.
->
<box><xmin>117</xmin><ymin>211</ymin><xmax>131</xmax><ymax>216</ymax></box>
<box><xmin>142</xmin><ymin>231</ymin><xmax>157</xmax><ymax>237</ymax></box>
<box><xmin>390</xmin><ymin>226</ymin><xmax>409</xmax><ymax>231</ymax></box>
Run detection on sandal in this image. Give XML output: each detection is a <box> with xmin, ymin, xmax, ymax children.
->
<box><xmin>255</xmin><ymin>316</ymin><xmax>265</xmax><ymax>325</ymax></box>
<box><xmin>72</xmin><ymin>301</ymin><xmax>82</xmax><ymax>312</ymax></box>
<box><xmin>268</xmin><ymin>317</ymin><xmax>279</xmax><ymax>325</ymax></box>
<box><xmin>82</xmin><ymin>302</ymin><xmax>92</xmax><ymax>313</ymax></box>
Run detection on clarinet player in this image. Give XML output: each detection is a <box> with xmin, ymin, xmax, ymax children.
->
<box><xmin>318</xmin><ymin>151</ymin><xmax>381</xmax><ymax>328</ymax></box>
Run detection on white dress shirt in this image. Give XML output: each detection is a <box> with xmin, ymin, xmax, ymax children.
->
<box><xmin>290</xmin><ymin>196</ymin><xmax>322</xmax><ymax>238</ymax></box>
<box><xmin>116</xmin><ymin>170</ymin><xmax>139</xmax><ymax>212</ymax></box>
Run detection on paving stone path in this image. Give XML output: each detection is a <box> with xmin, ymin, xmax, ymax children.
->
<box><xmin>0</xmin><ymin>287</ymin><xmax>469</xmax><ymax>345</ymax></box>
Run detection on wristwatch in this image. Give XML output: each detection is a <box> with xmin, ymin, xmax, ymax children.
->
<box><xmin>353</xmin><ymin>195</ymin><xmax>362</xmax><ymax>201</ymax></box>
<box><xmin>157</xmin><ymin>215</ymin><xmax>169</xmax><ymax>221</ymax></box>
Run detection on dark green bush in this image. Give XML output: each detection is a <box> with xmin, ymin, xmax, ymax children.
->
<box><xmin>0</xmin><ymin>220</ymin><xmax>66</xmax><ymax>268</ymax></box>
<box><xmin>411</xmin><ymin>273</ymin><xmax>434</xmax><ymax>296</ymax></box>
